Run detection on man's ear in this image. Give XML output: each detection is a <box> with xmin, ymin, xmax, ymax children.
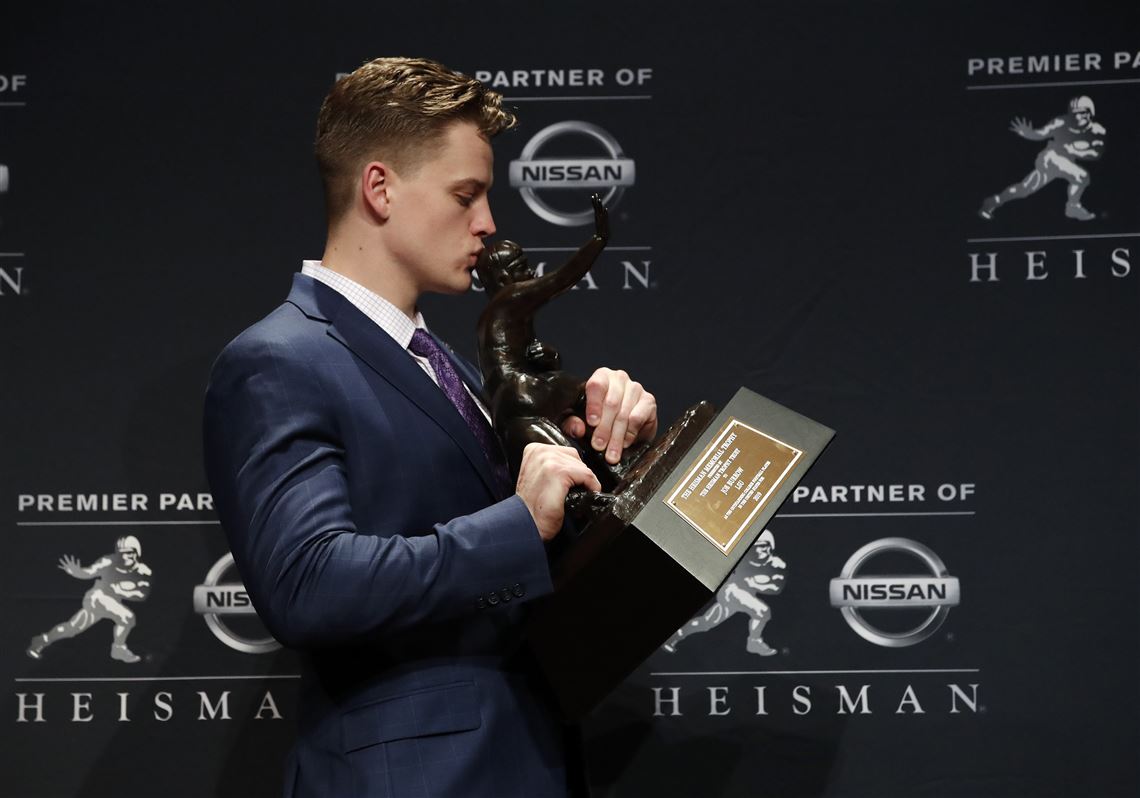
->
<box><xmin>361</xmin><ymin>161</ymin><xmax>393</xmax><ymax>221</ymax></box>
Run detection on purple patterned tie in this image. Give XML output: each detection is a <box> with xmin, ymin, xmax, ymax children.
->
<box><xmin>408</xmin><ymin>330</ymin><xmax>512</xmax><ymax>495</ymax></box>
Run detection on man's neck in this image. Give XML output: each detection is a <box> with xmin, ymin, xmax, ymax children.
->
<box><xmin>320</xmin><ymin>231</ymin><xmax>418</xmax><ymax>320</ymax></box>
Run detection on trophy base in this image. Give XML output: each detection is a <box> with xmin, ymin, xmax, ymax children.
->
<box><xmin>553</xmin><ymin>401</ymin><xmax>719</xmax><ymax>587</ymax></box>
<box><xmin>527</xmin><ymin>401</ymin><xmax>719</xmax><ymax>720</ymax></box>
<box><xmin>526</xmin><ymin>388</ymin><xmax>835</xmax><ymax>720</ymax></box>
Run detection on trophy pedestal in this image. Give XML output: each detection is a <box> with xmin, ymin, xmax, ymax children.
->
<box><xmin>526</xmin><ymin>388</ymin><xmax>834</xmax><ymax>720</ymax></box>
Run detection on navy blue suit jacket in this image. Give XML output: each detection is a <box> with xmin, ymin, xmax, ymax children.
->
<box><xmin>204</xmin><ymin>274</ymin><xmax>573</xmax><ymax>797</ymax></box>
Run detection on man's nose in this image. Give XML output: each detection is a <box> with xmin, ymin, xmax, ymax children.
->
<box><xmin>473</xmin><ymin>199</ymin><xmax>496</xmax><ymax>238</ymax></box>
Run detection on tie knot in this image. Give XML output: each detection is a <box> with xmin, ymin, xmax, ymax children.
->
<box><xmin>408</xmin><ymin>328</ymin><xmax>443</xmax><ymax>359</ymax></box>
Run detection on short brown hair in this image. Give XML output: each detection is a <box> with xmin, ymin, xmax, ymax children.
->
<box><xmin>315</xmin><ymin>57</ymin><xmax>516</xmax><ymax>223</ymax></box>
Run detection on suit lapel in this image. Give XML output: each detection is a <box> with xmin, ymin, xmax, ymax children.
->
<box><xmin>287</xmin><ymin>275</ymin><xmax>499</xmax><ymax>499</ymax></box>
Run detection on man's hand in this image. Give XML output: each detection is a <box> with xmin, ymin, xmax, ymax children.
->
<box><xmin>516</xmin><ymin>443</ymin><xmax>602</xmax><ymax>541</ymax></box>
<box><xmin>58</xmin><ymin>555</ymin><xmax>83</xmax><ymax>578</ymax></box>
<box><xmin>562</xmin><ymin>368</ymin><xmax>658</xmax><ymax>465</ymax></box>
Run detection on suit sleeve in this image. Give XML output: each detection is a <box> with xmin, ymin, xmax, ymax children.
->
<box><xmin>202</xmin><ymin>331</ymin><xmax>553</xmax><ymax>649</ymax></box>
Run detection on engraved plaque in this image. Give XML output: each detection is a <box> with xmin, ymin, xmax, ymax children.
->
<box><xmin>664</xmin><ymin>417</ymin><xmax>803</xmax><ymax>555</ymax></box>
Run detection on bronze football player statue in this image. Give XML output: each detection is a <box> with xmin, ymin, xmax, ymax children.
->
<box><xmin>475</xmin><ymin>196</ymin><xmax>648</xmax><ymax>515</ymax></box>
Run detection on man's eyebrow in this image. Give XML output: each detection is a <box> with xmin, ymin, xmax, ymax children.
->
<box><xmin>450</xmin><ymin>178</ymin><xmax>491</xmax><ymax>192</ymax></box>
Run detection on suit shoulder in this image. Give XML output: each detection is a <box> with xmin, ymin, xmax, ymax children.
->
<box><xmin>223</xmin><ymin>301</ymin><xmax>321</xmax><ymax>353</ymax></box>
<box><xmin>213</xmin><ymin>302</ymin><xmax>329</xmax><ymax>371</ymax></box>
<box><xmin>205</xmin><ymin>303</ymin><xmax>338</xmax><ymax>412</ymax></box>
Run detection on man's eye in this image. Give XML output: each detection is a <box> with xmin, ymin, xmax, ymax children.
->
<box><xmin>456</xmin><ymin>195</ymin><xmax>474</xmax><ymax>207</ymax></box>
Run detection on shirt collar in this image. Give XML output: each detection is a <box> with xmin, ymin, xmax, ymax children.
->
<box><xmin>300</xmin><ymin>260</ymin><xmax>426</xmax><ymax>348</ymax></box>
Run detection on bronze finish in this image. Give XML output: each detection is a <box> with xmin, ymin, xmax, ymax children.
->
<box><xmin>475</xmin><ymin>194</ymin><xmax>708</xmax><ymax>526</ymax></box>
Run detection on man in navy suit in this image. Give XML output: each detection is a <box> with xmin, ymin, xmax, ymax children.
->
<box><xmin>203</xmin><ymin>57</ymin><xmax>657</xmax><ymax>797</ymax></box>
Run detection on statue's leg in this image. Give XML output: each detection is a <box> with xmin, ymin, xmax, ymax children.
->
<box><xmin>504</xmin><ymin>415</ymin><xmax>576</xmax><ymax>476</ymax></box>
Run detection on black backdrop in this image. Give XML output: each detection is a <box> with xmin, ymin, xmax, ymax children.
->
<box><xmin>3</xmin><ymin>2</ymin><xmax>1138</xmax><ymax>796</ymax></box>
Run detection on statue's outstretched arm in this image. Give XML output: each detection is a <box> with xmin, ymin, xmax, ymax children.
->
<box><xmin>513</xmin><ymin>194</ymin><xmax>609</xmax><ymax>304</ymax></box>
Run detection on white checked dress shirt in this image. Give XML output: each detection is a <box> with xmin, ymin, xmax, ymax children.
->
<box><xmin>300</xmin><ymin>261</ymin><xmax>491</xmax><ymax>421</ymax></box>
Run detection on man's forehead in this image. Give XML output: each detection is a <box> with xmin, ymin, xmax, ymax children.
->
<box><xmin>400</xmin><ymin>121</ymin><xmax>494</xmax><ymax>188</ymax></box>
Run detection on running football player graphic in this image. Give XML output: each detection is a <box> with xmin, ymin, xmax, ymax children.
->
<box><xmin>27</xmin><ymin>536</ymin><xmax>152</xmax><ymax>663</ymax></box>
<box><xmin>663</xmin><ymin>529</ymin><xmax>786</xmax><ymax>657</ymax></box>
<box><xmin>979</xmin><ymin>96</ymin><xmax>1106</xmax><ymax>222</ymax></box>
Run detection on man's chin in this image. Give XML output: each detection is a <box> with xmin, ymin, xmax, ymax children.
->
<box><xmin>428</xmin><ymin>273</ymin><xmax>474</xmax><ymax>296</ymax></box>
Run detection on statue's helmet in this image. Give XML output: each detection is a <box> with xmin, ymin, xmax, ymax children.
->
<box><xmin>757</xmin><ymin>529</ymin><xmax>775</xmax><ymax>549</ymax></box>
<box><xmin>1069</xmin><ymin>96</ymin><xmax>1095</xmax><ymax>116</ymax></box>
<box><xmin>484</xmin><ymin>241</ymin><xmax>533</xmax><ymax>284</ymax></box>
<box><xmin>116</xmin><ymin>535</ymin><xmax>142</xmax><ymax>557</ymax></box>
<box><xmin>477</xmin><ymin>240</ymin><xmax>533</xmax><ymax>293</ymax></box>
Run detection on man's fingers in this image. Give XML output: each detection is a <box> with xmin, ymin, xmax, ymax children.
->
<box><xmin>583</xmin><ymin>370</ymin><xmax>609</xmax><ymax>428</ymax></box>
<box><xmin>605</xmin><ymin>381</ymin><xmax>642</xmax><ymax>464</ymax></box>
<box><xmin>516</xmin><ymin>442</ymin><xmax>605</xmax><ymax>541</ymax></box>
<box><xmin>580</xmin><ymin>367</ymin><xmax>659</xmax><ymax>463</ymax></box>
<box><xmin>606</xmin><ymin>419</ymin><xmax>628</xmax><ymax>463</ymax></box>
<box><xmin>609</xmin><ymin>386</ymin><xmax>657</xmax><ymax>463</ymax></box>
<box><xmin>565</xmin><ymin>452</ymin><xmax>602</xmax><ymax>492</ymax></box>
<box><xmin>560</xmin><ymin>415</ymin><xmax>587</xmax><ymax>439</ymax></box>
<box><xmin>555</xmin><ymin>447</ymin><xmax>602</xmax><ymax>492</ymax></box>
<box><xmin>591</xmin><ymin>369</ymin><xmax>627</xmax><ymax>454</ymax></box>
<box><xmin>627</xmin><ymin>389</ymin><xmax>658</xmax><ymax>444</ymax></box>
<box><xmin>581</xmin><ymin>465</ymin><xmax>603</xmax><ymax>492</ymax></box>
